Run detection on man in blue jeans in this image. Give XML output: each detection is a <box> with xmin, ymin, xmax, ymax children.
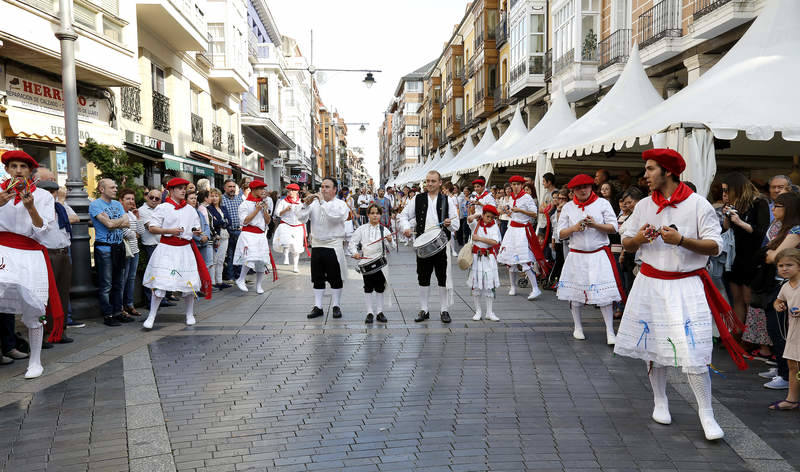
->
<box><xmin>221</xmin><ymin>179</ymin><xmax>243</xmax><ymax>282</ymax></box>
<box><xmin>89</xmin><ymin>178</ymin><xmax>133</xmax><ymax>326</ymax></box>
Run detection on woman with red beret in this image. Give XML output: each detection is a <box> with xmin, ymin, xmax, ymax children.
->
<box><xmin>233</xmin><ymin>180</ymin><xmax>276</xmax><ymax>293</ymax></box>
<box><xmin>273</xmin><ymin>183</ymin><xmax>307</xmax><ymax>273</ymax></box>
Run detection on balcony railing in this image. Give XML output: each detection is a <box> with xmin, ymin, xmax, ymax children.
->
<box><xmin>152</xmin><ymin>91</ymin><xmax>170</xmax><ymax>133</ymax></box>
<box><xmin>475</xmin><ymin>87</ymin><xmax>485</xmax><ymax>106</ymax></box>
<box><xmin>495</xmin><ymin>12</ymin><xmax>508</xmax><ymax>47</ymax></box>
<box><xmin>493</xmin><ymin>83</ymin><xmax>508</xmax><ymax>110</ymax></box>
<box><xmin>467</xmin><ymin>55</ymin><xmax>476</xmax><ymax>78</ymax></box>
<box><xmin>191</xmin><ymin>113</ymin><xmax>203</xmax><ymax>143</ymax></box>
<box><xmin>455</xmin><ymin>67</ymin><xmax>466</xmax><ymax>83</ymax></box>
<box><xmin>511</xmin><ymin>55</ymin><xmax>546</xmax><ymax>83</ymax></box>
<box><xmin>466</xmin><ymin>108</ymin><xmax>473</xmax><ymax>126</ymax></box>
<box><xmin>694</xmin><ymin>0</ymin><xmax>734</xmax><ymax>19</ymax></box>
<box><xmin>227</xmin><ymin>132</ymin><xmax>236</xmax><ymax>155</ymax></box>
<box><xmin>639</xmin><ymin>0</ymin><xmax>683</xmax><ymax>49</ymax></box>
<box><xmin>544</xmin><ymin>49</ymin><xmax>553</xmax><ymax>81</ymax></box>
<box><xmin>553</xmin><ymin>48</ymin><xmax>575</xmax><ymax>75</ymax></box>
<box><xmin>599</xmin><ymin>29</ymin><xmax>632</xmax><ymax>71</ymax></box>
<box><xmin>121</xmin><ymin>86</ymin><xmax>141</xmax><ymax>123</ymax></box>
<box><xmin>212</xmin><ymin>125</ymin><xmax>222</xmax><ymax>151</ymax></box>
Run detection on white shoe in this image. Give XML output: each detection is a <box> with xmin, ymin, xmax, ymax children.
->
<box><xmin>527</xmin><ymin>287</ymin><xmax>541</xmax><ymax>300</ymax></box>
<box><xmin>606</xmin><ymin>333</ymin><xmax>616</xmax><ymax>345</ymax></box>
<box><xmin>472</xmin><ymin>312</ymin><xmax>482</xmax><ymax>321</ymax></box>
<box><xmin>452</xmin><ymin>251</ymin><xmax>458</xmax><ymax>257</ymax></box>
<box><xmin>293</xmin><ymin>266</ymin><xmax>299</xmax><ymax>273</ymax></box>
<box><xmin>256</xmin><ymin>284</ymin><xmax>264</xmax><ymax>294</ymax></box>
<box><xmin>764</xmin><ymin>376</ymin><xmax>789</xmax><ymax>389</ymax></box>
<box><xmin>508</xmin><ymin>287</ymin><xmax>516</xmax><ymax>296</ymax></box>
<box><xmin>283</xmin><ymin>258</ymin><xmax>290</xmax><ymax>265</ymax></box>
<box><xmin>758</xmin><ymin>367</ymin><xmax>778</xmax><ymax>379</ymax></box>
<box><xmin>236</xmin><ymin>280</ymin><xmax>248</xmax><ymax>292</ymax></box>
<box><xmin>698</xmin><ymin>409</ymin><xmax>724</xmax><ymax>440</ymax></box>
<box><xmin>652</xmin><ymin>404</ymin><xmax>672</xmax><ymax>425</ymax></box>
<box><xmin>24</xmin><ymin>363</ymin><xmax>43</xmax><ymax>379</ymax></box>
<box><xmin>186</xmin><ymin>315</ymin><xmax>196</xmax><ymax>326</ymax></box>
<box><xmin>486</xmin><ymin>313</ymin><xmax>500</xmax><ymax>322</ymax></box>
<box><xmin>573</xmin><ymin>329</ymin><xmax>585</xmax><ymax>340</ymax></box>
<box><xmin>143</xmin><ymin>316</ymin><xmax>155</xmax><ymax>330</ymax></box>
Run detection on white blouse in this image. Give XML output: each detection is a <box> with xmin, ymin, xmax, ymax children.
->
<box><xmin>238</xmin><ymin>200</ymin><xmax>269</xmax><ymax>232</ymax></box>
<box><xmin>507</xmin><ymin>193</ymin><xmax>538</xmax><ymax>225</ymax></box>
<box><xmin>557</xmin><ymin>198</ymin><xmax>618</xmax><ymax>251</ymax></box>
<box><xmin>0</xmin><ymin>187</ymin><xmax>54</xmax><ymax>237</ymax></box>
<box><xmin>275</xmin><ymin>198</ymin><xmax>303</xmax><ymax>225</ymax></box>
<box><xmin>148</xmin><ymin>203</ymin><xmax>200</xmax><ymax>241</ymax></box>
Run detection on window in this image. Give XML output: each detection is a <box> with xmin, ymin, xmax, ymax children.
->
<box><xmin>530</xmin><ymin>14</ymin><xmax>545</xmax><ymax>55</ymax></box>
<box><xmin>102</xmin><ymin>17</ymin><xmax>122</xmax><ymax>42</ymax></box>
<box><xmin>258</xmin><ymin>77</ymin><xmax>269</xmax><ymax>113</ymax></box>
<box><xmin>581</xmin><ymin>0</ymin><xmax>600</xmax><ymax>61</ymax></box>
<box><xmin>611</xmin><ymin>0</ymin><xmax>631</xmax><ymax>31</ymax></box>
<box><xmin>406</xmin><ymin>147</ymin><xmax>420</xmax><ymax>158</ymax></box>
<box><xmin>404</xmin><ymin>102</ymin><xmax>420</xmax><ymax>114</ymax></box>
<box><xmin>406</xmin><ymin>125</ymin><xmax>420</xmax><ymax>137</ymax></box>
<box><xmin>190</xmin><ymin>87</ymin><xmax>200</xmax><ymax>114</ymax></box>
<box><xmin>406</xmin><ymin>81</ymin><xmax>422</xmax><ymax>92</ymax></box>
<box><xmin>73</xmin><ymin>2</ymin><xmax>96</xmax><ymax>30</ymax></box>
<box><xmin>554</xmin><ymin>1</ymin><xmax>575</xmax><ymax>61</ymax></box>
<box><xmin>208</xmin><ymin>23</ymin><xmax>225</xmax><ymax>65</ymax></box>
<box><xmin>151</xmin><ymin>64</ymin><xmax>165</xmax><ymax>94</ymax></box>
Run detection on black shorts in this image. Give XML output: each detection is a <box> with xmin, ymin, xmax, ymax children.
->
<box><xmin>362</xmin><ymin>270</ymin><xmax>386</xmax><ymax>293</ymax></box>
<box><xmin>311</xmin><ymin>247</ymin><xmax>343</xmax><ymax>289</ymax></box>
<box><xmin>417</xmin><ymin>249</ymin><xmax>448</xmax><ymax>287</ymax></box>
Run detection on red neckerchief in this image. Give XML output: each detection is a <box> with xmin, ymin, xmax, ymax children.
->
<box><xmin>246</xmin><ymin>193</ymin><xmax>262</xmax><ymax>203</ymax></box>
<box><xmin>1</xmin><ymin>177</ymin><xmax>34</xmax><ymax>205</ymax></box>
<box><xmin>476</xmin><ymin>190</ymin><xmax>489</xmax><ymax>201</ymax></box>
<box><xmin>651</xmin><ymin>182</ymin><xmax>693</xmax><ymax>214</ymax></box>
<box><xmin>573</xmin><ymin>192</ymin><xmax>599</xmax><ymax>211</ymax></box>
<box><xmin>165</xmin><ymin>197</ymin><xmax>187</xmax><ymax>209</ymax></box>
<box><xmin>478</xmin><ymin>218</ymin><xmax>496</xmax><ymax>235</ymax></box>
<box><xmin>286</xmin><ymin>196</ymin><xmax>300</xmax><ymax>204</ymax></box>
<box><xmin>511</xmin><ymin>189</ymin><xmax>526</xmax><ymax>207</ymax></box>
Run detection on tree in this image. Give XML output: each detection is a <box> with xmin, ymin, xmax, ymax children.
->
<box><xmin>80</xmin><ymin>138</ymin><xmax>144</xmax><ymax>197</ymax></box>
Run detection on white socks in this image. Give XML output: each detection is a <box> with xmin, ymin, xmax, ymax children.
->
<box><xmin>420</xmin><ymin>286</ymin><xmax>430</xmax><ymax>312</ymax></box>
<box><xmin>365</xmin><ymin>292</ymin><xmax>374</xmax><ymax>314</ymax></box>
<box><xmin>649</xmin><ymin>364</ymin><xmax>671</xmax><ymax>424</ymax></box>
<box><xmin>508</xmin><ymin>269</ymin><xmax>517</xmax><ymax>295</ymax></box>
<box><xmin>331</xmin><ymin>288</ymin><xmax>342</xmax><ymax>308</ymax></box>
<box><xmin>473</xmin><ymin>291</ymin><xmax>497</xmax><ymax>321</ymax></box>
<box><xmin>439</xmin><ymin>288</ymin><xmax>449</xmax><ymax>312</ymax></box>
<box><xmin>283</xmin><ymin>248</ymin><xmax>290</xmax><ymax>265</ymax></box>
<box><xmin>472</xmin><ymin>295</ymin><xmax>482</xmax><ymax>320</ymax></box>
<box><xmin>599</xmin><ymin>304</ymin><xmax>616</xmax><ymax>344</ymax></box>
<box><xmin>236</xmin><ymin>267</ymin><xmax>248</xmax><ymax>292</ymax></box>
<box><xmin>255</xmin><ymin>272</ymin><xmax>265</xmax><ymax>294</ymax></box>
<box><xmin>184</xmin><ymin>295</ymin><xmax>196</xmax><ymax>325</ymax></box>
<box><xmin>571</xmin><ymin>302</ymin><xmax>585</xmax><ymax>339</ymax></box>
<box><xmin>314</xmin><ymin>289</ymin><xmax>325</xmax><ymax>309</ymax></box>
<box><xmin>688</xmin><ymin>371</ymin><xmax>724</xmax><ymax>440</ymax></box>
<box><xmin>144</xmin><ymin>294</ymin><xmax>162</xmax><ymax>329</ymax></box>
<box><xmin>375</xmin><ymin>292</ymin><xmax>384</xmax><ymax>313</ymax></box>
<box><xmin>292</xmin><ymin>253</ymin><xmax>300</xmax><ymax>272</ymax></box>
<box><xmin>525</xmin><ymin>269</ymin><xmax>541</xmax><ymax>300</ymax></box>
<box><xmin>24</xmin><ymin>325</ymin><xmax>44</xmax><ymax>379</ymax></box>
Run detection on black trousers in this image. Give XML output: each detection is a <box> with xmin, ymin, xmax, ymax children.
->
<box><xmin>417</xmin><ymin>249</ymin><xmax>448</xmax><ymax>287</ymax></box>
<box><xmin>311</xmin><ymin>247</ymin><xmax>343</xmax><ymax>289</ymax></box>
<box><xmin>0</xmin><ymin>313</ymin><xmax>16</xmax><ymax>352</ymax></box>
<box><xmin>362</xmin><ymin>270</ymin><xmax>386</xmax><ymax>293</ymax></box>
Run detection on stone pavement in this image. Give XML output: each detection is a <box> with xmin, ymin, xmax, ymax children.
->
<box><xmin>0</xmin><ymin>245</ymin><xmax>796</xmax><ymax>472</ymax></box>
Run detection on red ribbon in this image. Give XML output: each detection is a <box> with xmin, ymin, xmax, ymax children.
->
<box><xmin>509</xmin><ymin>221</ymin><xmax>551</xmax><ymax>277</ymax></box>
<box><xmin>164</xmin><ymin>197</ymin><xmax>186</xmax><ymax>210</ymax></box>
<box><xmin>1</xmin><ymin>178</ymin><xmax>35</xmax><ymax>205</ymax></box>
<box><xmin>279</xmin><ymin>221</ymin><xmax>311</xmax><ymax>257</ymax></box>
<box><xmin>573</xmin><ymin>192</ymin><xmax>599</xmax><ymax>211</ymax></box>
<box><xmin>569</xmin><ymin>246</ymin><xmax>627</xmax><ymax>303</ymax></box>
<box><xmin>159</xmin><ymin>236</ymin><xmax>213</xmax><ymax>299</ymax></box>
<box><xmin>0</xmin><ymin>232</ymin><xmax>64</xmax><ymax>342</ymax></box>
<box><xmin>651</xmin><ymin>182</ymin><xmax>693</xmax><ymax>214</ymax></box>
<box><xmin>511</xmin><ymin>189</ymin><xmax>526</xmax><ymax>208</ymax></box>
<box><xmin>639</xmin><ymin>262</ymin><xmax>748</xmax><ymax>370</ymax></box>
<box><xmin>242</xmin><ymin>225</ymin><xmax>278</xmax><ymax>281</ymax></box>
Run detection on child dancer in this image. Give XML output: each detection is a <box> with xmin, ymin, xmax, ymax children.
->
<box><xmin>467</xmin><ymin>204</ymin><xmax>502</xmax><ymax>321</ymax></box>
<box><xmin>350</xmin><ymin>204</ymin><xmax>391</xmax><ymax>324</ymax></box>
<box><xmin>770</xmin><ymin>248</ymin><xmax>800</xmax><ymax>410</ymax></box>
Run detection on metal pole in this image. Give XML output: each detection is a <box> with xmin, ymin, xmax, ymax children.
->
<box><xmin>308</xmin><ymin>29</ymin><xmax>316</xmax><ymax>189</ymax></box>
<box><xmin>57</xmin><ymin>0</ymin><xmax>99</xmax><ymax>316</ymax></box>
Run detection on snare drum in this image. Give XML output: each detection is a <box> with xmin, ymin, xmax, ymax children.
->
<box><xmin>356</xmin><ymin>255</ymin><xmax>388</xmax><ymax>275</ymax></box>
<box><xmin>413</xmin><ymin>228</ymin><xmax>449</xmax><ymax>259</ymax></box>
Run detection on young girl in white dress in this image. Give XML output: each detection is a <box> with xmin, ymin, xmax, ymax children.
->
<box><xmin>349</xmin><ymin>204</ymin><xmax>392</xmax><ymax>324</ymax></box>
<box><xmin>467</xmin><ymin>204</ymin><xmax>502</xmax><ymax>321</ymax></box>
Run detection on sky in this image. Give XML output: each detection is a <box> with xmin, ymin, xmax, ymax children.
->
<box><xmin>267</xmin><ymin>0</ymin><xmax>470</xmax><ymax>184</ymax></box>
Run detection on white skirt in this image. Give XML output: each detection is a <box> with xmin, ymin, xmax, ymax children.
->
<box><xmin>467</xmin><ymin>253</ymin><xmax>501</xmax><ymax>296</ymax></box>
<box><xmin>0</xmin><ymin>246</ymin><xmax>48</xmax><ymax>328</ymax></box>
<box><xmin>234</xmin><ymin>231</ymin><xmax>271</xmax><ymax>271</ymax></box>
<box><xmin>556</xmin><ymin>250</ymin><xmax>621</xmax><ymax>306</ymax></box>
<box><xmin>272</xmin><ymin>222</ymin><xmax>305</xmax><ymax>254</ymax></box>
<box><xmin>614</xmin><ymin>274</ymin><xmax>713</xmax><ymax>374</ymax></box>
<box><xmin>496</xmin><ymin>225</ymin><xmax>534</xmax><ymax>267</ymax></box>
<box><xmin>143</xmin><ymin>243</ymin><xmax>201</xmax><ymax>296</ymax></box>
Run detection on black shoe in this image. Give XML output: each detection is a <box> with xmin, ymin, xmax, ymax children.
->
<box><xmin>114</xmin><ymin>313</ymin><xmax>135</xmax><ymax>323</ymax></box>
<box><xmin>159</xmin><ymin>300</ymin><xmax>176</xmax><ymax>307</ymax></box>
<box><xmin>56</xmin><ymin>336</ymin><xmax>74</xmax><ymax>344</ymax></box>
<box><xmin>41</xmin><ymin>341</ymin><xmax>53</xmax><ymax>349</ymax></box>
<box><xmin>376</xmin><ymin>312</ymin><xmax>387</xmax><ymax>323</ymax></box>
<box><xmin>167</xmin><ymin>294</ymin><xmax>180</xmax><ymax>302</ymax></box>
<box><xmin>332</xmin><ymin>306</ymin><xmax>342</xmax><ymax>319</ymax></box>
<box><xmin>104</xmin><ymin>316</ymin><xmax>121</xmax><ymax>327</ymax></box>
<box><xmin>441</xmin><ymin>311</ymin><xmax>451</xmax><ymax>323</ymax></box>
<box><xmin>217</xmin><ymin>283</ymin><xmax>232</xmax><ymax>290</ymax></box>
<box><xmin>307</xmin><ymin>307</ymin><xmax>324</xmax><ymax>319</ymax></box>
<box><xmin>415</xmin><ymin>310</ymin><xmax>430</xmax><ymax>322</ymax></box>
<box><xmin>365</xmin><ymin>313</ymin><xmax>374</xmax><ymax>324</ymax></box>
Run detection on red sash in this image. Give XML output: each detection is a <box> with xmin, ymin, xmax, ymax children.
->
<box><xmin>242</xmin><ymin>225</ymin><xmax>278</xmax><ymax>281</ymax></box>
<box><xmin>472</xmin><ymin>246</ymin><xmax>497</xmax><ymax>257</ymax></box>
<box><xmin>509</xmin><ymin>221</ymin><xmax>551</xmax><ymax>277</ymax></box>
<box><xmin>279</xmin><ymin>221</ymin><xmax>311</xmax><ymax>257</ymax></box>
<box><xmin>159</xmin><ymin>236</ymin><xmax>213</xmax><ymax>299</ymax></box>
<box><xmin>569</xmin><ymin>246</ymin><xmax>627</xmax><ymax>303</ymax></box>
<box><xmin>0</xmin><ymin>232</ymin><xmax>64</xmax><ymax>342</ymax></box>
<box><xmin>640</xmin><ymin>262</ymin><xmax>748</xmax><ymax>370</ymax></box>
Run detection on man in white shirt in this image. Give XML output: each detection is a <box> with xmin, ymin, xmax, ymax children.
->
<box><xmin>295</xmin><ymin>178</ymin><xmax>350</xmax><ymax>319</ymax></box>
<box><xmin>399</xmin><ymin>170</ymin><xmax>459</xmax><ymax>323</ymax></box>
<box><xmin>357</xmin><ymin>187</ymin><xmax>373</xmax><ymax>225</ymax></box>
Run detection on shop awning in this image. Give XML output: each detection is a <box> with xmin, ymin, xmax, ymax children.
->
<box><xmin>190</xmin><ymin>151</ymin><xmax>233</xmax><ymax>176</ymax></box>
<box><xmin>438</xmin><ymin>135</ymin><xmax>474</xmax><ymax>177</ymax></box>
<box><xmin>5</xmin><ymin>106</ymin><xmax>120</xmax><ymax>146</ymax></box>
<box><xmin>231</xmin><ymin>162</ymin><xmax>263</xmax><ymax>180</ymax></box>
<box><xmin>458</xmin><ymin>106</ymin><xmax>528</xmax><ymax>175</ymax></box>
<box><xmin>443</xmin><ymin>126</ymin><xmax>495</xmax><ymax>178</ymax></box>
<box><xmin>164</xmin><ymin>154</ymin><xmax>214</xmax><ymax>177</ymax></box>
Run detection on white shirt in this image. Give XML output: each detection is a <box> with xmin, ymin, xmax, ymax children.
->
<box><xmin>385</xmin><ymin>193</ymin><xmax>395</xmax><ymax>209</ymax></box>
<box><xmin>295</xmin><ymin>198</ymin><xmax>350</xmax><ymax>240</ymax></box>
<box><xmin>275</xmin><ymin>198</ymin><xmax>303</xmax><ymax>225</ymax></box>
<box><xmin>148</xmin><ymin>202</ymin><xmax>200</xmax><ymax>241</ymax></box>
<box><xmin>468</xmin><ymin>219</ymin><xmax>502</xmax><ymax>249</ymax></box>
<box><xmin>398</xmin><ymin>193</ymin><xmax>459</xmax><ymax>234</ymax></box>
<box><xmin>357</xmin><ymin>194</ymin><xmax>373</xmax><ymax>209</ymax></box>
<box><xmin>0</xmin><ymin>187</ymin><xmax>54</xmax><ymax>237</ymax></box>
<box><xmin>557</xmin><ymin>197</ymin><xmax>618</xmax><ymax>251</ymax></box>
<box><xmin>622</xmin><ymin>193</ymin><xmax>722</xmax><ymax>272</ymax></box>
<box><xmin>349</xmin><ymin>223</ymin><xmax>390</xmax><ymax>259</ymax></box>
<box><xmin>35</xmin><ymin>199</ymin><xmax>70</xmax><ymax>249</ymax></box>
<box><xmin>138</xmin><ymin>203</ymin><xmax>161</xmax><ymax>246</ymax></box>
<box><xmin>238</xmin><ymin>199</ymin><xmax>269</xmax><ymax>232</ymax></box>
<box><xmin>473</xmin><ymin>190</ymin><xmax>497</xmax><ymax>216</ymax></box>
<box><xmin>508</xmin><ymin>192</ymin><xmax>538</xmax><ymax>225</ymax></box>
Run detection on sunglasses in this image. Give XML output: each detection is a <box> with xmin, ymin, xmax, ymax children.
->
<box><xmin>148</xmin><ymin>196</ymin><xmax>161</xmax><ymax>201</ymax></box>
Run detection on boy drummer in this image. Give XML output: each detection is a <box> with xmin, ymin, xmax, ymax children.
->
<box><xmin>349</xmin><ymin>204</ymin><xmax>392</xmax><ymax>324</ymax></box>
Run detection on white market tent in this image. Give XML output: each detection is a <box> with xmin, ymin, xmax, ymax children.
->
<box><xmin>437</xmin><ymin>133</ymin><xmax>475</xmax><ymax>177</ymax></box>
<box><xmin>549</xmin><ymin>0</ymin><xmax>800</xmax><ymax>197</ymax></box>
<box><xmin>396</xmin><ymin>150</ymin><xmax>437</xmax><ymax>187</ymax></box>
<box><xmin>457</xmin><ymin>106</ymin><xmax>529</xmax><ymax>176</ymax></box>
<box><xmin>443</xmin><ymin>125</ymin><xmax>496</xmax><ymax>178</ymax></box>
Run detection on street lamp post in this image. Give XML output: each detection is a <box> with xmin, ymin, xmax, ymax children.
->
<box><xmin>57</xmin><ymin>0</ymin><xmax>98</xmax><ymax>316</ymax></box>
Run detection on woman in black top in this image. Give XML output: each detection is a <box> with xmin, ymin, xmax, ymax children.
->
<box><xmin>722</xmin><ymin>173</ymin><xmax>770</xmax><ymax>326</ymax></box>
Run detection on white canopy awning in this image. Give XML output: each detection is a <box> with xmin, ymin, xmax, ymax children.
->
<box><xmin>438</xmin><ymin>133</ymin><xmax>475</xmax><ymax>177</ymax></box>
<box><xmin>458</xmin><ymin>106</ymin><xmax>528</xmax><ymax>174</ymax></box>
<box><xmin>444</xmin><ymin>125</ymin><xmax>496</xmax><ymax>177</ymax></box>
<box><xmin>545</xmin><ymin>43</ymin><xmax>664</xmax><ymax>159</ymax></box>
<box><xmin>557</xmin><ymin>0</ymin><xmax>800</xmax><ymax>153</ymax></box>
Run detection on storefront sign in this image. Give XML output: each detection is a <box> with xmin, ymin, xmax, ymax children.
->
<box><xmin>164</xmin><ymin>156</ymin><xmax>214</xmax><ymax>177</ymax></box>
<box><xmin>271</xmin><ymin>158</ymin><xmax>283</xmax><ymax>168</ymax></box>
<box><xmin>5</xmin><ymin>73</ymin><xmax>111</xmax><ymax>123</ymax></box>
<box><xmin>125</xmin><ymin>130</ymin><xmax>174</xmax><ymax>154</ymax></box>
<box><xmin>213</xmin><ymin>163</ymin><xmax>232</xmax><ymax>176</ymax></box>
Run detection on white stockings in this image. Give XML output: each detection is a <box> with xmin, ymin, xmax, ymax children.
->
<box><xmin>419</xmin><ymin>286</ymin><xmax>430</xmax><ymax>312</ymax></box>
<box><xmin>375</xmin><ymin>292</ymin><xmax>385</xmax><ymax>314</ymax></box>
<box><xmin>314</xmin><ymin>289</ymin><xmax>324</xmax><ymax>309</ymax></box>
<box><xmin>24</xmin><ymin>325</ymin><xmax>44</xmax><ymax>379</ymax></box>
<box><xmin>570</xmin><ymin>302</ymin><xmax>585</xmax><ymax>340</ymax></box>
<box><xmin>144</xmin><ymin>293</ymin><xmax>196</xmax><ymax>329</ymax></box>
<box><xmin>599</xmin><ymin>304</ymin><xmax>616</xmax><ymax>344</ymax></box>
<box><xmin>648</xmin><ymin>363</ymin><xmax>670</xmax><ymax>424</ymax></box>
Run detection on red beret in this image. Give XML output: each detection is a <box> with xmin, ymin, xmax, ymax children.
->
<box><xmin>508</xmin><ymin>175</ymin><xmax>525</xmax><ymax>184</ymax></box>
<box><xmin>643</xmin><ymin>148</ymin><xmax>685</xmax><ymax>176</ymax></box>
<box><xmin>166</xmin><ymin>177</ymin><xmax>190</xmax><ymax>188</ymax></box>
<box><xmin>1</xmin><ymin>150</ymin><xmax>38</xmax><ymax>169</ymax></box>
<box><xmin>482</xmin><ymin>204</ymin><xmax>499</xmax><ymax>216</ymax></box>
<box><xmin>472</xmin><ymin>178</ymin><xmax>486</xmax><ymax>186</ymax></box>
<box><xmin>286</xmin><ymin>183</ymin><xmax>300</xmax><ymax>191</ymax></box>
<box><xmin>249</xmin><ymin>180</ymin><xmax>268</xmax><ymax>190</ymax></box>
<box><xmin>567</xmin><ymin>174</ymin><xmax>594</xmax><ymax>189</ymax></box>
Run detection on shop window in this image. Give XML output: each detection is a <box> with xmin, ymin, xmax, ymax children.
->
<box><xmin>258</xmin><ymin>77</ymin><xmax>269</xmax><ymax>113</ymax></box>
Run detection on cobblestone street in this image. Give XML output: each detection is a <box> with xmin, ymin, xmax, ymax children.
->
<box><xmin>0</xmin><ymin>246</ymin><xmax>796</xmax><ymax>472</ymax></box>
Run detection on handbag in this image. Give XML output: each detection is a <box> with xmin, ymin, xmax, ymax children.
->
<box><xmin>458</xmin><ymin>224</ymin><xmax>476</xmax><ymax>271</ymax></box>
<box><xmin>122</xmin><ymin>238</ymin><xmax>134</xmax><ymax>258</ymax></box>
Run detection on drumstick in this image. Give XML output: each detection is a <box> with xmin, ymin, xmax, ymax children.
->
<box><xmin>366</xmin><ymin>230</ymin><xmax>399</xmax><ymax>246</ymax></box>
